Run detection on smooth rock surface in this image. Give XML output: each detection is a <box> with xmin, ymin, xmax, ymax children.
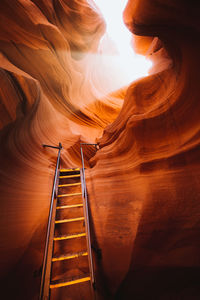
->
<box><xmin>0</xmin><ymin>0</ymin><xmax>200</xmax><ymax>299</ymax></box>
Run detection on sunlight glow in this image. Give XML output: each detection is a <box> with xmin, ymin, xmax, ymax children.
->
<box><xmin>93</xmin><ymin>0</ymin><xmax>152</xmax><ymax>83</ymax></box>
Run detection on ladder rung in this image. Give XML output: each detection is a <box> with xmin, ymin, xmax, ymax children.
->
<box><xmin>56</xmin><ymin>204</ymin><xmax>83</xmax><ymax>209</ymax></box>
<box><xmin>58</xmin><ymin>183</ymin><xmax>81</xmax><ymax>187</ymax></box>
<box><xmin>55</xmin><ymin>217</ymin><xmax>84</xmax><ymax>224</ymax></box>
<box><xmin>50</xmin><ymin>276</ymin><xmax>91</xmax><ymax>289</ymax></box>
<box><xmin>57</xmin><ymin>192</ymin><xmax>82</xmax><ymax>198</ymax></box>
<box><xmin>54</xmin><ymin>232</ymin><xmax>86</xmax><ymax>241</ymax></box>
<box><xmin>52</xmin><ymin>251</ymin><xmax>88</xmax><ymax>262</ymax></box>
<box><xmin>59</xmin><ymin>174</ymin><xmax>80</xmax><ymax>179</ymax></box>
<box><xmin>60</xmin><ymin>168</ymin><xmax>80</xmax><ymax>172</ymax></box>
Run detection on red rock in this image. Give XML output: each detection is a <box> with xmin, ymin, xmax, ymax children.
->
<box><xmin>0</xmin><ymin>0</ymin><xmax>200</xmax><ymax>299</ymax></box>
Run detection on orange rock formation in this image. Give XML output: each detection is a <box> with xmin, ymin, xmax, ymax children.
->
<box><xmin>0</xmin><ymin>0</ymin><xmax>200</xmax><ymax>299</ymax></box>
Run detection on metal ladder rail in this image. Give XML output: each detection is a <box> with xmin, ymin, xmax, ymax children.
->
<box><xmin>80</xmin><ymin>143</ymin><xmax>98</xmax><ymax>299</ymax></box>
<box><xmin>39</xmin><ymin>143</ymin><xmax>62</xmax><ymax>300</ymax></box>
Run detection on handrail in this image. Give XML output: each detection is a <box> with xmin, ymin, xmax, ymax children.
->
<box><xmin>39</xmin><ymin>142</ymin><xmax>62</xmax><ymax>300</ymax></box>
<box><xmin>80</xmin><ymin>143</ymin><xmax>98</xmax><ymax>294</ymax></box>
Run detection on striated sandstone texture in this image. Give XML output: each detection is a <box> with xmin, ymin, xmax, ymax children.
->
<box><xmin>0</xmin><ymin>0</ymin><xmax>124</xmax><ymax>298</ymax></box>
<box><xmin>0</xmin><ymin>0</ymin><xmax>200</xmax><ymax>299</ymax></box>
<box><xmin>87</xmin><ymin>0</ymin><xmax>200</xmax><ymax>299</ymax></box>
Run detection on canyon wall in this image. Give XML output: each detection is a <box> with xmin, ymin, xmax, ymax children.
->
<box><xmin>0</xmin><ymin>1</ymin><xmax>123</xmax><ymax>298</ymax></box>
<box><xmin>0</xmin><ymin>0</ymin><xmax>200</xmax><ymax>299</ymax></box>
<box><xmin>87</xmin><ymin>0</ymin><xmax>200</xmax><ymax>298</ymax></box>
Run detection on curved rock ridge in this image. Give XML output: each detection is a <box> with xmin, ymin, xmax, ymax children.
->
<box><xmin>0</xmin><ymin>0</ymin><xmax>200</xmax><ymax>299</ymax></box>
<box><xmin>0</xmin><ymin>1</ymin><xmax>128</xmax><ymax>298</ymax></box>
<box><xmin>86</xmin><ymin>0</ymin><xmax>200</xmax><ymax>298</ymax></box>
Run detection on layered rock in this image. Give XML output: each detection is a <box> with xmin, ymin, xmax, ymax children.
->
<box><xmin>0</xmin><ymin>1</ymin><xmax>124</xmax><ymax>298</ymax></box>
<box><xmin>0</xmin><ymin>0</ymin><xmax>200</xmax><ymax>299</ymax></box>
<box><xmin>87</xmin><ymin>0</ymin><xmax>200</xmax><ymax>298</ymax></box>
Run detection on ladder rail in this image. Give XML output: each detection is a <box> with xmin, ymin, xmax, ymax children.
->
<box><xmin>39</xmin><ymin>143</ymin><xmax>62</xmax><ymax>300</ymax></box>
<box><xmin>80</xmin><ymin>168</ymin><xmax>95</xmax><ymax>286</ymax></box>
<box><xmin>80</xmin><ymin>144</ymin><xmax>98</xmax><ymax>296</ymax></box>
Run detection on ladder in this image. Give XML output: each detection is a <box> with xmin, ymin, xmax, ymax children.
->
<box><xmin>40</xmin><ymin>168</ymin><xmax>95</xmax><ymax>300</ymax></box>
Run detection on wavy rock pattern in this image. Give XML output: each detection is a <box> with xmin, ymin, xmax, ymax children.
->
<box><xmin>0</xmin><ymin>0</ymin><xmax>200</xmax><ymax>299</ymax></box>
<box><xmin>0</xmin><ymin>0</ymin><xmax>124</xmax><ymax>298</ymax></box>
<box><xmin>87</xmin><ymin>0</ymin><xmax>200</xmax><ymax>299</ymax></box>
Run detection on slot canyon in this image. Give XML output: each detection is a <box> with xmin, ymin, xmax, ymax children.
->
<box><xmin>0</xmin><ymin>0</ymin><xmax>200</xmax><ymax>299</ymax></box>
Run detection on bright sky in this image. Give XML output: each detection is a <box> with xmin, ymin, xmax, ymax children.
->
<box><xmin>92</xmin><ymin>0</ymin><xmax>152</xmax><ymax>83</ymax></box>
